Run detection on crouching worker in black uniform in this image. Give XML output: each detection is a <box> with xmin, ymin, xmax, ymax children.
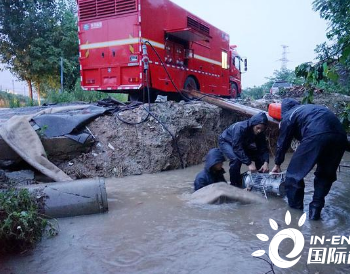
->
<box><xmin>271</xmin><ymin>98</ymin><xmax>347</xmax><ymax>220</ymax></box>
<box><xmin>194</xmin><ymin>148</ymin><xmax>226</xmax><ymax>191</ymax></box>
<box><xmin>218</xmin><ymin>112</ymin><xmax>270</xmax><ymax>187</ymax></box>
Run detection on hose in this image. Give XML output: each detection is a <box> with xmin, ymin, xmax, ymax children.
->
<box><xmin>114</xmin><ymin>45</ymin><xmax>185</xmax><ymax>168</ymax></box>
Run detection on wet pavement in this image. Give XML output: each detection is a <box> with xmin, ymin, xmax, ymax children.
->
<box><xmin>1</xmin><ymin>153</ymin><xmax>350</xmax><ymax>274</ymax></box>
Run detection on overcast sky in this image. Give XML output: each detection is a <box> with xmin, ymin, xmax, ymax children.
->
<box><xmin>0</xmin><ymin>0</ymin><xmax>329</xmax><ymax>94</ymax></box>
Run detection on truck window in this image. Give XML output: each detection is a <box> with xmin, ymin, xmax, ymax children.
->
<box><xmin>222</xmin><ymin>51</ymin><xmax>228</xmax><ymax>69</ymax></box>
<box><xmin>233</xmin><ymin>56</ymin><xmax>241</xmax><ymax>71</ymax></box>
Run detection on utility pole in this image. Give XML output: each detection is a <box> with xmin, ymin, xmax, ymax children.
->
<box><xmin>12</xmin><ymin>80</ymin><xmax>15</xmax><ymax>94</ymax></box>
<box><xmin>278</xmin><ymin>45</ymin><xmax>290</xmax><ymax>70</ymax></box>
<box><xmin>60</xmin><ymin>57</ymin><xmax>64</xmax><ymax>93</ymax></box>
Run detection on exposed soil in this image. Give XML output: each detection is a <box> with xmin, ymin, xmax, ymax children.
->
<box><xmin>53</xmin><ymin>101</ymin><xmax>241</xmax><ymax>179</ymax></box>
<box><xmin>1</xmin><ymin>88</ymin><xmax>349</xmax><ymax>182</ymax></box>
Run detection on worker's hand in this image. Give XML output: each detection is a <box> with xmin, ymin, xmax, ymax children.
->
<box><xmin>271</xmin><ymin>164</ymin><xmax>282</xmax><ymax>173</ymax></box>
<box><xmin>248</xmin><ymin>162</ymin><xmax>257</xmax><ymax>173</ymax></box>
<box><xmin>259</xmin><ymin>162</ymin><xmax>269</xmax><ymax>173</ymax></box>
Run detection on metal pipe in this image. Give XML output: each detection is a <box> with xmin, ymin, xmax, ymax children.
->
<box><xmin>25</xmin><ymin>177</ymin><xmax>108</xmax><ymax>218</ymax></box>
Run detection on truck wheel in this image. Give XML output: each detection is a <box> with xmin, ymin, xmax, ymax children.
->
<box><xmin>230</xmin><ymin>83</ymin><xmax>238</xmax><ymax>99</ymax></box>
<box><xmin>184</xmin><ymin>76</ymin><xmax>198</xmax><ymax>91</ymax></box>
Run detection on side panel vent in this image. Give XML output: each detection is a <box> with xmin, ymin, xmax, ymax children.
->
<box><xmin>97</xmin><ymin>0</ymin><xmax>116</xmax><ymax>17</ymax></box>
<box><xmin>78</xmin><ymin>0</ymin><xmax>137</xmax><ymax>21</ymax></box>
<box><xmin>187</xmin><ymin>17</ymin><xmax>210</xmax><ymax>36</ymax></box>
<box><xmin>79</xmin><ymin>0</ymin><xmax>97</xmax><ymax>21</ymax></box>
<box><xmin>116</xmin><ymin>0</ymin><xmax>137</xmax><ymax>15</ymax></box>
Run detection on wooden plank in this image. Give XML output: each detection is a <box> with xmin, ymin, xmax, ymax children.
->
<box><xmin>185</xmin><ymin>90</ymin><xmax>279</xmax><ymax>126</ymax></box>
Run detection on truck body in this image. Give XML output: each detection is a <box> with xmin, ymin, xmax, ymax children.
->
<box><xmin>77</xmin><ymin>0</ymin><xmax>246</xmax><ymax>100</ymax></box>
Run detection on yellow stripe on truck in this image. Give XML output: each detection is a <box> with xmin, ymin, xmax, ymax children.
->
<box><xmin>80</xmin><ymin>37</ymin><xmax>221</xmax><ymax>66</ymax></box>
<box><xmin>80</xmin><ymin>37</ymin><xmax>140</xmax><ymax>50</ymax></box>
<box><xmin>194</xmin><ymin>54</ymin><xmax>222</xmax><ymax>66</ymax></box>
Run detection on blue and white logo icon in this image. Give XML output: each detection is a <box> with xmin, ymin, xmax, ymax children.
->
<box><xmin>252</xmin><ymin>211</ymin><xmax>306</xmax><ymax>269</ymax></box>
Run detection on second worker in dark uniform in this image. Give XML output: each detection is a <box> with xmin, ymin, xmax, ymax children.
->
<box><xmin>219</xmin><ymin>112</ymin><xmax>270</xmax><ymax>187</ymax></box>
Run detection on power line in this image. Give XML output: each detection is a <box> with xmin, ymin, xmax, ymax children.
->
<box><xmin>278</xmin><ymin>45</ymin><xmax>290</xmax><ymax>70</ymax></box>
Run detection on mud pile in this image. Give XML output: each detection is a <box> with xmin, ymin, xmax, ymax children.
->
<box><xmin>243</xmin><ymin>86</ymin><xmax>350</xmax><ymax>116</ymax></box>
<box><xmin>54</xmin><ymin>101</ymin><xmax>239</xmax><ymax>179</ymax></box>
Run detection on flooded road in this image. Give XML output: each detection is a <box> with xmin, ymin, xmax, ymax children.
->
<box><xmin>1</xmin><ymin>153</ymin><xmax>350</xmax><ymax>274</ymax></box>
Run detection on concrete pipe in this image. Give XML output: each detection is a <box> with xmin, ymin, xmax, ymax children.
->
<box><xmin>25</xmin><ymin>177</ymin><xmax>108</xmax><ymax>218</ymax></box>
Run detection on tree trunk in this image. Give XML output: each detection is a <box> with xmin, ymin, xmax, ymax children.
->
<box><xmin>26</xmin><ymin>80</ymin><xmax>33</xmax><ymax>100</ymax></box>
<box><xmin>37</xmin><ymin>85</ymin><xmax>41</xmax><ymax>106</ymax></box>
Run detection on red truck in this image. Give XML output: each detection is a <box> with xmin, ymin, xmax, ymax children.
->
<box><xmin>77</xmin><ymin>0</ymin><xmax>247</xmax><ymax>101</ymax></box>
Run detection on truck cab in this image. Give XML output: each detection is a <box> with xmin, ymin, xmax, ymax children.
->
<box><xmin>229</xmin><ymin>45</ymin><xmax>247</xmax><ymax>98</ymax></box>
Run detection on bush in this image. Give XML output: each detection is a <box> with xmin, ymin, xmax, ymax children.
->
<box><xmin>242</xmin><ymin>86</ymin><xmax>267</xmax><ymax>100</ymax></box>
<box><xmin>339</xmin><ymin>103</ymin><xmax>350</xmax><ymax>133</ymax></box>
<box><xmin>0</xmin><ymin>91</ymin><xmax>36</xmax><ymax>108</ymax></box>
<box><xmin>44</xmin><ymin>81</ymin><xmax>128</xmax><ymax>104</ymax></box>
<box><xmin>0</xmin><ymin>189</ymin><xmax>57</xmax><ymax>254</ymax></box>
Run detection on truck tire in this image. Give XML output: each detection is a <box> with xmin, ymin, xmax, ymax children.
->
<box><xmin>184</xmin><ymin>76</ymin><xmax>198</xmax><ymax>91</ymax></box>
<box><xmin>230</xmin><ymin>82</ymin><xmax>238</xmax><ymax>99</ymax></box>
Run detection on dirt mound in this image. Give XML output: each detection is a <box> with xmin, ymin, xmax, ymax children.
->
<box><xmin>243</xmin><ymin>86</ymin><xmax>350</xmax><ymax>116</ymax></box>
<box><xmin>54</xmin><ymin>101</ymin><xmax>239</xmax><ymax>179</ymax></box>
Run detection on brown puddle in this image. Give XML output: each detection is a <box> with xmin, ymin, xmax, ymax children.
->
<box><xmin>1</xmin><ymin>153</ymin><xmax>350</xmax><ymax>274</ymax></box>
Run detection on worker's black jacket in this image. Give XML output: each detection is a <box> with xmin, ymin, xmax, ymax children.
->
<box><xmin>275</xmin><ymin>98</ymin><xmax>347</xmax><ymax>165</ymax></box>
<box><xmin>194</xmin><ymin>148</ymin><xmax>226</xmax><ymax>191</ymax></box>
<box><xmin>219</xmin><ymin>112</ymin><xmax>269</xmax><ymax>165</ymax></box>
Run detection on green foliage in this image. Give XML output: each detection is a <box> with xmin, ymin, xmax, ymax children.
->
<box><xmin>339</xmin><ymin>103</ymin><xmax>350</xmax><ymax>133</ymax></box>
<box><xmin>313</xmin><ymin>0</ymin><xmax>350</xmax><ymax>62</ymax></box>
<box><xmin>265</xmin><ymin>68</ymin><xmax>304</xmax><ymax>88</ymax></box>
<box><xmin>0</xmin><ymin>83</ymin><xmax>128</xmax><ymax>108</ymax></box>
<box><xmin>0</xmin><ymin>91</ymin><xmax>37</xmax><ymax>108</ymax></box>
<box><xmin>0</xmin><ymin>189</ymin><xmax>57</xmax><ymax>254</ymax></box>
<box><xmin>312</xmin><ymin>0</ymin><xmax>350</xmax><ymax>94</ymax></box>
<box><xmin>44</xmin><ymin>81</ymin><xmax>128</xmax><ymax>104</ymax></box>
<box><xmin>242</xmin><ymin>69</ymin><xmax>304</xmax><ymax>99</ymax></box>
<box><xmin>37</xmin><ymin>125</ymin><xmax>49</xmax><ymax>138</ymax></box>
<box><xmin>295</xmin><ymin>62</ymin><xmax>323</xmax><ymax>103</ymax></box>
<box><xmin>242</xmin><ymin>86</ymin><xmax>266</xmax><ymax>100</ymax></box>
<box><xmin>0</xmin><ymin>0</ymin><xmax>79</xmax><ymax>98</ymax></box>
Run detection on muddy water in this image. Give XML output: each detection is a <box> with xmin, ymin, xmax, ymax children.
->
<box><xmin>1</xmin><ymin>153</ymin><xmax>350</xmax><ymax>274</ymax></box>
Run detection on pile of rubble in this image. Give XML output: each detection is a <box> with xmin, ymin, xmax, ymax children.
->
<box><xmin>52</xmin><ymin>101</ymin><xmax>239</xmax><ymax>179</ymax></box>
<box><xmin>244</xmin><ymin>85</ymin><xmax>350</xmax><ymax>116</ymax></box>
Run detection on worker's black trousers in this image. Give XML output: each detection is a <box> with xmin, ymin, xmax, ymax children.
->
<box><xmin>219</xmin><ymin>140</ymin><xmax>265</xmax><ymax>187</ymax></box>
<box><xmin>285</xmin><ymin>133</ymin><xmax>347</xmax><ymax>210</ymax></box>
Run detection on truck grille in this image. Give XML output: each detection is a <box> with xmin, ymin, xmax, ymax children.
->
<box><xmin>78</xmin><ymin>0</ymin><xmax>137</xmax><ymax>21</ymax></box>
<box><xmin>187</xmin><ymin>17</ymin><xmax>210</xmax><ymax>36</ymax></box>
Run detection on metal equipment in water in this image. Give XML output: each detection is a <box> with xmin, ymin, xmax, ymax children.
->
<box><xmin>242</xmin><ymin>171</ymin><xmax>286</xmax><ymax>199</ymax></box>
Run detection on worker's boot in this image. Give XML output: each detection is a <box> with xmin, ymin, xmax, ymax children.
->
<box><xmin>309</xmin><ymin>204</ymin><xmax>322</xmax><ymax>221</ymax></box>
<box><xmin>287</xmin><ymin>188</ymin><xmax>304</xmax><ymax>210</ymax></box>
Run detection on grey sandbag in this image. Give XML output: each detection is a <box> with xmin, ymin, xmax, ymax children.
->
<box><xmin>25</xmin><ymin>177</ymin><xmax>108</xmax><ymax>218</ymax></box>
<box><xmin>190</xmin><ymin>182</ymin><xmax>266</xmax><ymax>204</ymax></box>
